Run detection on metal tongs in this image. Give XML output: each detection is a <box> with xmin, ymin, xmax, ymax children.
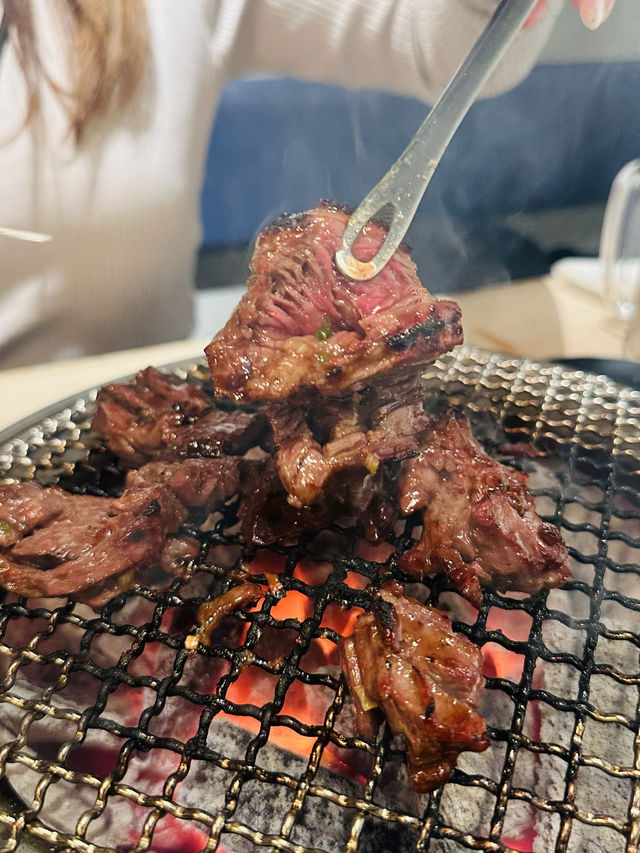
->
<box><xmin>0</xmin><ymin>228</ymin><xmax>52</xmax><ymax>243</ymax></box>
<box><xmin>335</xmin><ymin>0</ymin><xmax>538</xmax><ymax>281</ymax></box>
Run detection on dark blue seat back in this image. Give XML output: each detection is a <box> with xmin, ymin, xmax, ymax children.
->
<box><xmin>200</xmin><ymin>62</ymin><xmax>640</xmax><ymax>290</ymax></box>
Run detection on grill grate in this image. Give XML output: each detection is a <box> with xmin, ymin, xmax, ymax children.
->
<box><xmin>1</xmin><ymin>346</ymin><xmax>640</xmax><ymax>853</ymax></box>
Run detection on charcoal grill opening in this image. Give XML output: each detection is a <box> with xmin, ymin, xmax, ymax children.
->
<box><xmin>1</xmin><ymin>347</ymin><xmax>640</xmax><ymax>853</ymax></box>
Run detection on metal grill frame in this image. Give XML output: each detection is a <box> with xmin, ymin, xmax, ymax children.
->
<box><xmin>1</xmin><ymin>346</ymin><xmax>640</xmax><ymax>853</ymax></box>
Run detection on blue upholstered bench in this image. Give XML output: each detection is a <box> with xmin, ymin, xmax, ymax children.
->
<box><xmin>198</xmin><ymin>62</ymin><xmax>640</xmax><ymax>292</ymax></box>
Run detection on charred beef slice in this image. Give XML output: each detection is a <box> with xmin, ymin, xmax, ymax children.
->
<box><xmin>0</xmin><ymin>480</ymin><xmax>189</xmax><ymax>605</ymax></box>
<box><xmin>339</xmin><ymin>581</ymin><xmax>488</xmax><ymax>792</ymax></box>
<box><xmin>398</xmin><ymin>409</ymin><xmax>570</xmax><ymax>607</ymax></box>
<box><xmin>126</xmin><ymin>457</ymin><xmax>242</xmax><ymax>509</ymax></box>
<box><xmin>93</xmin><ymin>366</ymin><xmax>213</xmax><ymax>465</ymax></box>
<box><xmin>206</xmin><ymin>201</ymin><xmax>463</xmax><ymax>402</ymax></box>
<box><xmin>93</xmin><ymin>366</ymin><xmax>268</xmax><ymax>466</ymax></box>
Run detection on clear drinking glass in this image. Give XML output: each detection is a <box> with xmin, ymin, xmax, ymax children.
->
<box><xmin>599</xmin><ymin>160</ymin><xmax>640</xmax><ymax>358</ymax></box>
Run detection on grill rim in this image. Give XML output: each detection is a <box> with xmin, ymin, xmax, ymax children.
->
<box><xmin>2</xmin><ymin>347</ymin><xmax>639</xmax><ymax>450</ymax></box>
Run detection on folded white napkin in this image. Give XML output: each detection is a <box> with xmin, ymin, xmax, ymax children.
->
<box><xmin>551</xmin><ymin>256</ymin><xmax>640</xmax><ymax>318</ymax></box>
<box><xmin>550</xmin><ymin>257</ymin><xmax>606</xmax><ymax>296</ymax></box>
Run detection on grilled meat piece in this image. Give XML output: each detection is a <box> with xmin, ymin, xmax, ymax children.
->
<box><xmin>126</xmin><ymin>457</ymin><xmax>241</xmax><ymax>508</ymax></box>
<box><xmin>206</xmin><ymin>202</ymin><xmax>463</xmax><ymax>402</ymax></box>
<box><xmin>237</xmin><ymin>439</ymin><xmax>404</xmax><ymax>545</ymax></box>
<box><xmin>339</xmin><ymin>581</ymin><xmax>488</xmax><ymax>792</ymax></box>
<box><xmin>0</xmin><ymin>481</ymin><xmax>111</xmax><ymax>548</ymax></box>
<box><xmin>269</xmin><ymin>400</ymin><xmax>429</xmax><ymax>509</ymax></box>
<box><xmin>398</xmin><ymin>410</ymin><xmax>570</xmax><ymax>606</ymax></box>
<box><xmin>186</xmin><ymin>582</ymin><xmax>264</xmax><ymax>648</ymax></box>
<box><xmin>93</xmin><ymin>367</ymin><xmax>212</xmax><ymax>465</ymax></box>
<box><xmin>269</xmin><ymin>378</ymin><xmax>432</xmax><ymax>508</ymax></box>
<box><xmin>237</xmin><ymin>458</ymin><xmax>335</xmax><ymax>545</ymax></box>
<box><xmin>93</xmin><ymin>366</ymin><xmax>268</xmax><ymax>466</ymax></box>
<box><xmin>0</xmin><ymin>480</ymin><xmax>187</xmax><ymax>605</ymax></box>
<box><xmin>172</xmin><ymin>408</ymin><xmax>269</xmax><ymax>458</ymax></box>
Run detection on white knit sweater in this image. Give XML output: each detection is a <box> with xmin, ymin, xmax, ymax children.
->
<box><xmin>0</xmin><ymin>0</ymin><xmax>559</xmax><ymax>367</ymax></box>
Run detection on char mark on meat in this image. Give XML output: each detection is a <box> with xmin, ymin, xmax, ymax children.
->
<box><xmin>93</xmin><ymin>366</ymin><xmax>269</xmax><ymax>466</ymax></box>
<box><xmin>398</xmin><ymin>409</ymin><xmax>570</xmax><ymax>607</ymax></box>
<box><xmin>0</xmin><ymin>480</ymin><xmax>189</xmax><ymax>606</ymax></box>
<box><xmin>339</xmin><ymin>581</ymin><xmax>488</xmax><ymax>792</ymax></box>
<box><xmin>206</xmin><ymin>202</ymin><xmax>463</xmax><ymax>402</ymax></box>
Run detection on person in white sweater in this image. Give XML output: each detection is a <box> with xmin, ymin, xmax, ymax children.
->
<box><xmin>0</xmin><ymin>0</ymin><xmax>615</xmax><ymax>368</ymax></box>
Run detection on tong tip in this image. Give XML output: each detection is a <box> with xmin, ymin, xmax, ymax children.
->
<box><xmin>334</xmin><ymin>248</ymin><xmax>380</xmax><ymax>282</ymax></box>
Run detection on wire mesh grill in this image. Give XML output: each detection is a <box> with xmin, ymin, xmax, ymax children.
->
<box><xmin>1</xmin><ymin>346</ymin><xmax>640</xmax><ymax>853</ymax></box>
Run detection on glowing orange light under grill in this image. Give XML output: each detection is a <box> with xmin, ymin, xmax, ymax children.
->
<box><xmin>211</xmin><ymin>555</ymin><xmax>367</xmax><ymax>780</ymax></box>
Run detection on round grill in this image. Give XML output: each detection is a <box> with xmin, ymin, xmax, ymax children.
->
<box><xmin>0</xmin><ymin>345</ymin><xmax>639</xmax><ymax>853</ymax></box>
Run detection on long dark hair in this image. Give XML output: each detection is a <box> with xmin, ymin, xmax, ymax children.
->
<box><xmin>4</xmin><ymin>0</ymin><xmax>149</xmax><ymax>143</ymax></box>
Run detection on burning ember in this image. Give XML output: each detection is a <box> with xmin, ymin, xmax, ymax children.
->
<box><xmin>481</xmin><ymin>605</ymin><xmax>532</xmax><ymax>683</ymax></box>
<box><xmin>185</xmin><ymin>553</ymin><xmax>369</xmax><ymax>779</ymax></box>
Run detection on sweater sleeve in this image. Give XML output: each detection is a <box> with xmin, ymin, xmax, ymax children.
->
<box><xmin>217</xmin><ymin>0</ymin><xmax>563</xmax><ymax>105</ymax></box>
